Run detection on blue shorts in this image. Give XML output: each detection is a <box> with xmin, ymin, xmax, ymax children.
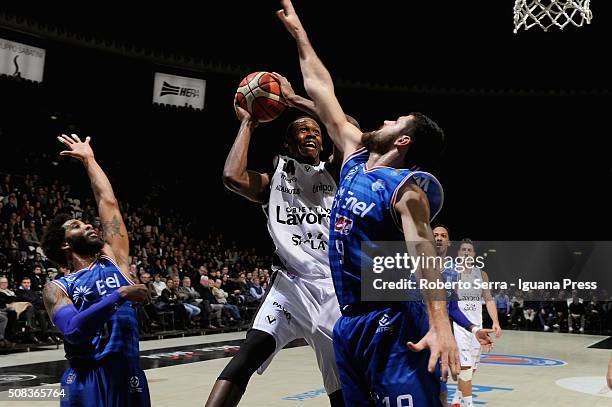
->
<box><xmin>333</xmin><ymin>302</ymin><xmax>442</xmax><ymax>407</ymax></box>
<box><xmin>60</xmin><ymin>356</ymin><xmax>150</xmax><ymax>407</ymax></box>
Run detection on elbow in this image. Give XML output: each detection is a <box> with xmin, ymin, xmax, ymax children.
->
<box><xmin>222</xmin><ymin>172</ymin><xmax>241</xmax><ymax>192</ymax></box>
<box><xmin>62</xmin><ymin>329</ymin><xmax>87</xmax><ymax>345</ymax></box>
<box><xmin>99</xmin><ymin>197</ymin><xmax>119</xmax><ymax>210</ymax></box>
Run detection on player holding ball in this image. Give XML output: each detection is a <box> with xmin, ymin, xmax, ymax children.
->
<box><xmin>204</xmin><ymin>71</ymin><xmax>349</xmax><ymax>406</ymax></box>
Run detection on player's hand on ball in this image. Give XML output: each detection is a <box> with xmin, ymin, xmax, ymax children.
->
<box><xmin>234</xmin><ymin>105</ymin><xmax>257</xmax><ymax>127</ymax></box>
<box><xmin>475</xmin><ymin>328</ymin><xmax>495</xmax><ymax>352</ymax></box>
<box><xmin>57</xmin><ymin>134</ymin><xmax>94</xmax><ymax>163</ymax></box>
<box><xmin>270</xmin><ymin>72</ymin><xmax>296</xmax><ymax>106</ymax></box>
<box><xmin>407</xmin><ymin>324</ymin><xmax>460</xmax><ymax>382</ymax></box>
<box><xmin>118</xmin><ymin>284</ymin><xmax>149</xmax><ymax>304</ymax></box>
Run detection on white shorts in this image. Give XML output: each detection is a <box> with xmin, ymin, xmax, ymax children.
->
<box><xmin>251</xmin><ymin>269</ymin><xmax>341</xmax><ymax>394</ymax></box>
<box><xmin>453</xmin><ymin>322</ymin><xmax>481</xmax><ymax>369</ymax></box>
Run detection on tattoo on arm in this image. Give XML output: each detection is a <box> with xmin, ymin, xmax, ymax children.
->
<box><xmin>102</xmin><ymin>215</ymin><xmax>124</xmax><ymax>239</ymax></box>
<box><xmin>43</xmin><ymin>283</ymin><xmax>71</xmax><ymax>319</ymax></box>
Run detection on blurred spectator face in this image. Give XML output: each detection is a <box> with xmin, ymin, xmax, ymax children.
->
<box><xmin>172</xmin><ymin>276</ymin><xmax>180</xmax><ymax>286</ymax></box>
<box><xmin>253</xmin><ymin>277</ymin><xmax>260</xmax><ymax>286</ymax></box>
<box><xmin>183</xmin><ymin>277</ymin><xmax>191</xmax><ymax>287</ymax></box>
<box><xmin>198</xmin><ymin>266</ymin><xmax>207</xmax><ymax>275</ymax></box>
<box><xmin>141</xmin><ymin>273</ymin><xmax>151</xmax><ymax>283</ymax></box>
<box><xmin>246</xmin><ymin>272</ymin><xmax>252</xmax><ymax>280</ymax></box>
<box><xmin>0</xmin><ymin>278</ymin><xmax>9</xmax><ymax>289</ymax></box>
<box><xmin>166</xmin><ymin>279</ymin><xmax>174</xmax><ymax>289</ymax></box>
<box><xmin>215</xmin><ymin>279</ymin><xmax>222</xmax><ymax>289</ymax></box>
<box><xmin>33</xmin><ymin>266</ymin><xmax>42</xmax><ymax>275</ymax></box>
<box><xmin>200</xmin><ymin>276</ymin><xmax>208</xmax><ymax>286</ymax></box>
<box><xmin>154</xmin><ymin>274</ymin><xmax>161</xmax><ymax>282</ymax></box>
<box><xmin>130</xmin><ymin>264</ymin><xmax>137</xmax><ymax>274</ymax></box>
<box><xmin>222</xmin><ymin>267</ymin><xmax>229</xmax><ymax>275</ymax></box>
<box><xmin>21</xmin><ymin>278</ymin><xmax>31</xmax><ymax>290</ymax></box>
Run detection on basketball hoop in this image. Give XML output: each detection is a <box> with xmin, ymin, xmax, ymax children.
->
<box><xmin>513</xmin><ymin>0</ymin><xmax>592</xmax><ymax>33</ymax></box>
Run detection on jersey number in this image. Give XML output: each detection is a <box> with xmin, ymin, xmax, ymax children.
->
<box><xmin>382</xmin><ymin>395</ymin><xmax>413</xmax><ymax>407</ymax></box>
<box><xmin>283</xmin><ymin>160</ymin><xmax>296</xmax><ymax>176</ymax></box>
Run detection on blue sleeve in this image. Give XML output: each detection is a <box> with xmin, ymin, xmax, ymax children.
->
<box><xmin>52</xmin><ymin>290</ymin><xmax>125</xmax><ymax>344</ymax></box>
<box><xmin>448</xmin><ymin>300</ymin><xmax>475</xmax><ymax>331</ymax></box>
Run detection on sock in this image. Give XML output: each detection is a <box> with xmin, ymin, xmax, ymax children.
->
<box><xmin>464</xmin><ymin>396</ymin><xmax>473</xmax><ymax>407</ymax></box>
<box><xmin>451</xmin><ymin>390</ymin><xmax>462</xmax><ymax>405</ymax></box>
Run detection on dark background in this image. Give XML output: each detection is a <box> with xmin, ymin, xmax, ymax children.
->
<box><xmin>1</xmin><ymin>1</ymin><xmax>611</xmax><ymax>246</ymax></box>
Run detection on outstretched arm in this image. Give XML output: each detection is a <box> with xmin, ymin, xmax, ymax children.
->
<box><xmin>222</xmin><ymin>106</ymin><xmax>271</xmax><ymax>203</ymax></box>
<box><xmin>395</xmin><ymin>183</ymin><xmax>460</xmax><ymax>381</ymax></box>
<box><xmin>276</xmin><ymin>0</ymin><xmax>362</xmax><ymax>162</ymax></box>
<box><xmin>58</xmin><ymin>134</ymin><xmax>129</xmax><ymax>272</ymax></box>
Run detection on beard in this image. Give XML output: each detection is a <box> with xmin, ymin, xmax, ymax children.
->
<box><xmin>361</xmin><ymin>130</ymin><xmax>395</xmax><ymax>154</ymax></box>
<box><xmin>69</xmin><ymin>234</ymin><xmax>105</xmax><ymax>256</ymax></box>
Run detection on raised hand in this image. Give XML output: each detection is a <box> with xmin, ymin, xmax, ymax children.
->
<box><xmin>57</xmin><ymin>134</ymin><xmax>94</xmax><ymax>163</ymax></box>
<box><xmin>276</xmin><ymin>0</ymin><xmax>305</xmax><ymax>39</ymax></box>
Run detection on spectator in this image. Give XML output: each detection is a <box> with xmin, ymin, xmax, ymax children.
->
<box><xmin>199</xmin><ymin>277</ymin><xmax>223</xmax><ymax>328</ymax></box>
<box><xmin>176</xmin><ymin>277</ymin><xmax>201</xmax><ymax>328</ymax></box>
<box><xmin>494</xmin><ymin>289</ymin><xmax>510</xmax><ymax>328</ymax></box>
<box><xmin>15</xmin><ymin>277</ymin><xmax>52</xmax><ymax>343</ymax></box>
<box><xmin>0</xmin><ymin>276</ymin><xmax>37</xmax><ymax>343</ymax></box>
<box><xmin>158</xmin><ymin>278</ymin><xmax>187</xmax><ymax>330</ymax></box>
<box><xmin>249</xmin><ymin>277</ymin><xmax>264</xmax><ymax>303</ymax></box>
<box><xmin>152</xmin><ymin>273</ymin><xmax>167</xmax><ymax>297</ymax></box>
<box><xmin>568</xmin><ymin>292</ymin><xmax>586</xmax><ymax>333</ymax></box>
<box><xmin>0</xmin><ymin>310</ymin><xmax>15</xmax><ymax>348</ymax></box>
<box><xmin>213</xmin><ymin>279</ymin><xmax>241</xmax><ymax>323</ymax></box>
<box><xmin>26</xmin><ymin>265</ymin><xmax>47</xmax><ymax>292</ymax></box>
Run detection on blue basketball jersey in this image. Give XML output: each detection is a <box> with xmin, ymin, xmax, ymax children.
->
<box><xmin>329</xmin><ymin>148</ymin><xmax>444</xmax><ymax>309</ymax></box>
<box><xmin>52</xmin><ymin>255</ymin><xmax>140</xmax><ymax>364</ymax></box>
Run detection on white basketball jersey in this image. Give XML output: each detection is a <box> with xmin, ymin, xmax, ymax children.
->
<box><xmin>456</xmin><ymin>267</ymin><xmax>484</xmax><ymax>327</ymax></box>
<box><xmin>264</xmin><ymin>155</ymin><xmax>336</xmax><ymax>279</ymax></box>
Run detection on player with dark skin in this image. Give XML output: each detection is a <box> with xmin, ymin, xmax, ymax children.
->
<box><xmin>42</xmin><ymin>135</ymin><xmax>148</xmax><ymax>318</ymax></box>
<box><xmin>207</xmin><ymin>80</ymin><xmax>349</xmax><ymax>406</ymax></box>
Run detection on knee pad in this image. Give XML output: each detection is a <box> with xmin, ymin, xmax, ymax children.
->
<box><xmin>458</xmin><ymin>368</ymin><xmax>473</xmax><ymax>382</ymax></box>
<box><xmin>218</xmin><ymin>329</ymin><xmax>276</xmax><ymax>391</ymax></box>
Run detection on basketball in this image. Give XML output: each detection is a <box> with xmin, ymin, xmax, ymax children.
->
<box><xmin>235</xmin><ymin>71</ymin><xmax>286</xmax><ymax>122</ymax></box>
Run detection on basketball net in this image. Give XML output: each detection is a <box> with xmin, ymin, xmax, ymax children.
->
<box><xmin>513</xmin><ymin>0</ymin><xmax>592</xmax><ymax>32</ymax></box>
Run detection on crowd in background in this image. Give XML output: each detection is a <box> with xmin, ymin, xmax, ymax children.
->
<box><xmin>2</xmin><ymin>169</ymin><xmax>612</xmax><ymax>350</ymax></box>
<box><xmin>0</xmin><ymin>172</ymin><xmax>273</xmax><ymax>348</ymax></box>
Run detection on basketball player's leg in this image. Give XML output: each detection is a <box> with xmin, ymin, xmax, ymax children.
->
<box><xmin>451</xmin><ymin>327</ymin><xmax>474</xmax><ymax>407</ymax></box>
<box><xmin>205</xmin><ymin>271</ymin><xmax>296</xmax><ymax>407</ymax></box>
<box><xmin>205</xmin><ymin>329</ymin><xmax>277</xmax><ymax>407</ymax></box>
<box><xmin>299</xmin><ymin>279</ymin><xmax>344</xmax><ymax>406</ymax></box>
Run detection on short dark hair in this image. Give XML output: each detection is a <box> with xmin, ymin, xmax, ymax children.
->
<box><xmin>285</xmin><ymin>116</ymin><xmax>319</xmax><ymax>142</ymax></box>
<box><xmin>460</xmin><ymin>238</ymin><xmax>474</xmax><ymax>247</ymax></box>
<box><xmin>432</xmin><ymin>224</ymin><xmax>450</xmax><ymax>236</ymax></box>
<box><xmin>41</xmin><ymin>213</ymin><xmax>73</xmax><ymax>267</ymax></box>
<box><xmin>405</xmin><ymin>112</ymin><xmax>446</xmax><ymax>170</ymax></box>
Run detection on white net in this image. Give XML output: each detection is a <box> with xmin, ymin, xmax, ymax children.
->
<box><xmin>513</xmin><ymin>0</ymin><xmax>592</xmax><ymax>32</ymax></box>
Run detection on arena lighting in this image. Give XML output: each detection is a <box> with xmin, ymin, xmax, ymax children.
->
<box><xmin>573</xmin><ymin>251</ymin><xmax>583</xmax><ymax>256</ymax></box>
<box><xmin>488</xmin><ymin>249</ymin><xmax>497</xmax><ymax>253</ymax></box>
